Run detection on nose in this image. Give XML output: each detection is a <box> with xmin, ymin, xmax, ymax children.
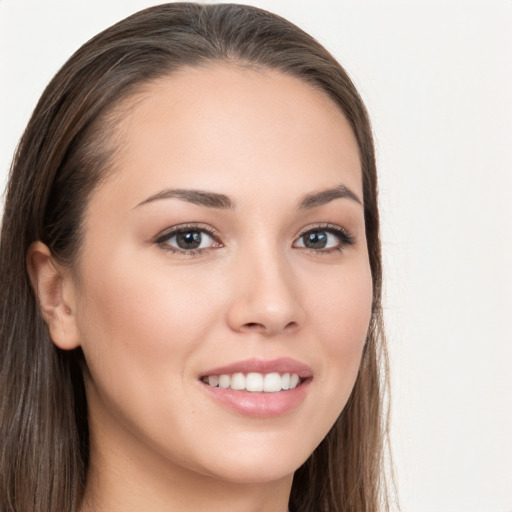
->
<box><xmin>226</xmin><ymin>249</ymin><xmax>305</xmax><ymax>336</ymax></box>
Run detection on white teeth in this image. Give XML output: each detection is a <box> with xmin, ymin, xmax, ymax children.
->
<box><xmin>230</xmin><ymin>372</ymin><xmax>245</xmax><ymax>390</ymax></box>
<box><xmin>246</xmin><ymin>372</ymin><xmax>264</xmax><ymax>392</ymax></box>
<box><xmin>263</xmin><ymin>372</ymin><xmax>282</xmax><ymax>392</ymax></box>
<box><xmin>208</xmin><ymin>375</ymin><xmax>219</xmax><ymax>387</ymax></box>
<box><xmin>289</xmin><ymin>373</ymin><xmax>300</xmax><ymax>389</ymax></box>
<box><xmin>218</xmin><ymin>374</ymin><xmax>231</xmax><ymax>389</ymax></box>
<box><xmin>203</xmin><ymin>372</ymin><xmax>302</xmax><ymax>392</ymax></box>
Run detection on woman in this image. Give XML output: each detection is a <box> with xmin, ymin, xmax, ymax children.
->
<box><xmin>0</xmin><ymin>3</ymin><xmax>391</xmax><ymax>511</ymax></box>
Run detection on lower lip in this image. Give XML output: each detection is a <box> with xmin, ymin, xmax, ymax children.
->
<box><xmin>200</xmin><ymin>380</ymin><xmax>311</xmax><ymax>418</ymax></box>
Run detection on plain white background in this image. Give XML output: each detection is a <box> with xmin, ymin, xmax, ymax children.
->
<box><xmin>1</xmin><ymin>1</ymin><xmax>511</xmax><ymax>511</ymax></box>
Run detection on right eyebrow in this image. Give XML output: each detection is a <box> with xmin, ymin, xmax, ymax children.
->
<box><xmin>298</xmin><ymin>184</ymin><xmax>362</xmax><ymax>209</ymax></box>
<box><xmin>134</xmin><ymin>188</ymin><xmax>234</xmax><ymax>210</ymax></box>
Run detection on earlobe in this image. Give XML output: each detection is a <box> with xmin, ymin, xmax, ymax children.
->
<box><xmin>26</xmin><ymin>241</ymin><xmax>80</xmax><ymax>350</ymax></box>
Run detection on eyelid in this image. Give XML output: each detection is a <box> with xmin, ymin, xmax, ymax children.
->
<box><xmin>152</xmin><ymin>222</ymin><xmax>354</xmax><ymax>256</ymax></box>
<box><xmin>154</xmin><ymin>223</ymin><xmax>223</xmax><ymax>253</ymax></box>
<box><xmin>293</xmin><ymin>223</ymin><xmax>355</xmax><ymax>250</ymax></box>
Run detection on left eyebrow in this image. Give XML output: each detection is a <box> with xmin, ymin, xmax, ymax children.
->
<box><xmin>298</xmin><ymin>184</ymin><xmax>362</xmax><ymax>209</ymax></box>
<box><xmin>134</xmin><ymin>188</ymin><xmax>234</xmax><ymax>210</ymax></box>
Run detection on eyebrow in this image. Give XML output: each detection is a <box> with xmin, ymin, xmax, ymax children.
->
<box><xmin>135</xmin><ymin>188</ymin><xmax>233</xmax><ymax>209</ymax></box>
<box><xmin>298</xmin><ymin>185</ymin><xmax>362</xmax><ymax>209</ymax></box>
<box><xmin>135</xmin><ymin>184</ymin><xmax>362</xmax><ymax>211</ymax></box>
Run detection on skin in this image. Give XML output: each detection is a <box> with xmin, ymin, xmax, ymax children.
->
<box><xmin>29</xmin><ymin>65</ymin><xmax>373</xmax><ymax>512</ymax></box>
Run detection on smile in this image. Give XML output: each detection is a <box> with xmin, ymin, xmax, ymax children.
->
<box><xmin>199</xmin><ymin>358</ymin><xmax>312</xmax><ymax>418</ymax></box>
<box><xmin>201</xmin><ymin>372</ymin><xmax>301</xmax><ymax>392</ymax></box>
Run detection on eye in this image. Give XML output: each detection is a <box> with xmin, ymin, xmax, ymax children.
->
<box><xmin>293</xmin><ymin>225</ymin><xmax>354</xmax><ymax>252</ymax></box>
<box><xmin>155</xmin><ymin>224</ymin><xmax>222</xmax><ymax>254</ymax></box>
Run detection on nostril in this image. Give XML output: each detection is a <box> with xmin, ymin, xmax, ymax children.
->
<box><xmin>240</xmin><ymin>320</ymin><xmax>299</xmax><ymax>334</ymax></box>
<box><xmin>244</xmin><ymin>322</ymin><xmax>263</xmax><ymax>330</ymax></box>
<box><xmin>284</xmin><ymin>321</ymin><xmax>299</xmax><ymax>331</ymax></box>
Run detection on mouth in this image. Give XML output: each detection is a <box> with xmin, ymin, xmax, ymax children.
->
<box><xmin>200</xmin><ymin>372</ymin><xmax>303</xmax><ymax>392</ymax></box>
<box><xmin>198</xmin><ymin>358</ymin><xmax>313</xmax><ymax>417</ymax></box>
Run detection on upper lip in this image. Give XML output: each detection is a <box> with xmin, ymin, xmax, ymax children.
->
<box><xmin>199</xmin><ymin>357</ymin><xmax>313</xmax><ymax>379</ymax></box>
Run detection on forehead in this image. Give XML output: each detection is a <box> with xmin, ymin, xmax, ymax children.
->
<box><xmin>95</xmin><ymin>64</ymin><xmax>362</xmax><ymax>208</ymax></box>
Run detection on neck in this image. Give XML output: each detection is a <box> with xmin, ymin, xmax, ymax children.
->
<box><xmin>81</xmin><ymin>457</ymin><xmax>292</xmax><ymax>512</ymax></box>
<box><xmin>80</xmin><ymin>408</ymin><xmax>293</xmax><ymax>512</ymax></box>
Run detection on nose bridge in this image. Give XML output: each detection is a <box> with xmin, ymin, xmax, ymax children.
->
<box><xmin>227</xmin><ymin>240</ymin><xmax>304</xmax><ymax>335</ymax></box>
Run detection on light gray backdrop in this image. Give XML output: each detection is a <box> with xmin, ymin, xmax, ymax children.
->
<box><xmin>1</xmin><ymin>1</ymin><xmax>511</xmax><ymax>511</ymax></box>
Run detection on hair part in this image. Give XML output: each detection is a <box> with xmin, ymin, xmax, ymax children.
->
<box><xmin>0</xmin><ymin>4</ymin><xmax>393</xmax><ymax>511</ymax></box>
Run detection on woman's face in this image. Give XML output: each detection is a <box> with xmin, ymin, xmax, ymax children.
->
<box><xmin>68</xmin><ymin>65</ymin><xmax>372</xmax><ymax>484</ymax></box>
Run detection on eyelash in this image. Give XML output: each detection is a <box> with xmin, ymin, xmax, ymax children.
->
<box><xmin>154</xmin><ymin>223</ymin><xmax>222</xmax><ymax>256</ymax></box>
<box><xmin>294</xmin><ymin>223</ymin><xmax>355</xmax><ymax>254</ymax></box>
<box><xmin>154</xmin><ymin>222</ymin><xmax>355</xmax><ymax>256</ymax></box>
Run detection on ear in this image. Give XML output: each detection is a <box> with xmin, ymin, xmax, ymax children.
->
<box><xmin>27</xmin><ymin>241</ymin><xmax>80</xmax><ymax>350</ymax></box>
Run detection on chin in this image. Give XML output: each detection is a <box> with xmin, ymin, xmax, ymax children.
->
<box><xmin>190</xmin><ymin>433</ymin><xmax>316</xmax><ymax>485</ymax></box>
<box><xmin>200</xmin><ymin>457</ymin><xmax>304</xmax><ymax>485</ymax></box>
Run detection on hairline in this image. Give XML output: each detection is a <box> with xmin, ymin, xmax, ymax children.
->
<box><xmin>68</xmin><ymin>59</ymin><xmax>364</xmax><ymax>276</ymax></box>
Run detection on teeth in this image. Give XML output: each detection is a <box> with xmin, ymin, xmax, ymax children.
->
<box><xmin>263</xmin><ymin>372</ymin><xmax>281</xmax><ymax>392</ymax></box>
<box><xmin>208</xmin><ymin>375</ymin><xmax>219</xmax><ymax>387</ymax></box>
<box><xmin>230</xmin><ymin>372</ymin><xmax>245</xmax><ymax>390</ymax></box>
<box><xmin>290</xmin><ymin>373</ymin><xmax>300</xmax><ymax>389</ymax></box>
<box><xmin>218</xmin><ymin>374</ymin><xmax>230</xmax><ymax>389</ymax></box>
<box><xmin>203</xmin><ymin>372</ymin><xmax>302</xmax><ymax>392</ymax></box>
<box><xmin>245</xmin><ymin>372</ymin><xmax>263</xmax><ymax>391</ymax></box>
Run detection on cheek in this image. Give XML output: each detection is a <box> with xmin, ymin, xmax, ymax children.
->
<box><xmin>315</xmin><ymin>259</ymin><xmax>372</xmax><ymax>346</ymax></box>
<box><xmin>74</xmin><ymin>254</ymin><xmax>227</xmax><ymax>462</ymax></box>
<box><xmin>74</xmin><ymin>252</ymin><xmax>221</xmax><ymax>405</ymax></box>
<box><xmin>78</xmin><ymin>255</ymin><xmax>213</xmax><ymax>346</ymax></box>
<box><xmin>309</xmin><ymin>259</ymin><xmax>373</xmax><ymax>404</ymax></box>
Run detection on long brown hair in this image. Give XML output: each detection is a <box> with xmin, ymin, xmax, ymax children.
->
<box><xmin>0</xmin><ymin>4</ymin><xmax>392</xmax><ymax>511</ymax></box>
